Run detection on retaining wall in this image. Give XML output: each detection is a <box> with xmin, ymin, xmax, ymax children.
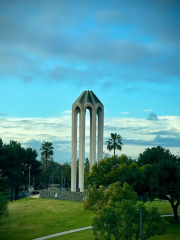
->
<box><xmin>39</xmin><ymin>187</ymin><xmax>84</xmax><ymax>202</ymax></box>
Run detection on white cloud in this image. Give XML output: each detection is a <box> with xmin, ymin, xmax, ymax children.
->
<box><xmin>0</xmin><ymin>115</ymin><xmax>180</xmax><ymax>160</ymax></box>
<box><xmin>143</xmin><ymin>109</ymin><xmax>152</xmax><ymax>112</ymax></box>
<box><xmin>120</xmin><ymin>112</ymin><xmax>129</xmax><ymax>114</ymax></box>
<box><xmin>61</xmin><ymin>110</ymin><xmax>71</xmax><ymax>114</ymax></box>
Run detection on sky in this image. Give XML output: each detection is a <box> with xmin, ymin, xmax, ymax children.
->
<box><xmin>0</xmin><ymin>0</ymin><xmax>180</xmax><ymax>163</ymax></box>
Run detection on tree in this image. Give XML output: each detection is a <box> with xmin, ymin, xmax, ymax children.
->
<box><xmin>88</xmin><ymin>155</ymin><xmax>133</xmax><ymax>187</ymax></box>
<box><xmin>83</xmin><ymin>182</ymin><xmax>168</xmax><ymax>240</ymax></box>
<box><xmin>0</xmin><ymin>139</ymin><xmax>41</xmax><ymax>201</ymax></box>
<box><xmin>106</xmin><ymin>133</ymin><xmax>123</xmax><ymax>155</ymax></box>
<box><xmin>84</xmin><ymin>158</ymin><xmax>90</xmax><ymax>189</ymax></box>
<box><xmin>137</xmin><ymin>146</ymin><xmax>172</xmax><ymax>167</ymax></box>
<box><xmin>137</xmin><ymin>146</ymin><xmax>180</xmax><ymax>222</ymax></box>
<box><xmin>59</xmin><ymin>162</ymin><xmax>71</xmax><ymax>188</ymax></box>
<box><xmin>0</xmin><ymin>193</ymin><xmax>8</xmax><ymax>219</ymax></box>
<box><xmin>40</xmin><ymin>141</ymin><xmax>54</xmax><ymax>188</ymax></box>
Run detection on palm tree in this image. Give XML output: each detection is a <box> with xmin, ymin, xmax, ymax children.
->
<box><xmin>40</xmin><ymin>141</ymin><xmax>54</xmax><ymax>188</ymax></box>
<box><xmin>106</xmin><ymin>133</ymin><xmax>123</xmax><ymax>156</ymax></box>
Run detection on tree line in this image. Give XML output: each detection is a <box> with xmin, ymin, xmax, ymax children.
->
<box><xmin>0</xmin><ymin>138</ymin><xmax>72</xmax><ymax>201</ymax></box>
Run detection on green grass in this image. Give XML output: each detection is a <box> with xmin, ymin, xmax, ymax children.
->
<box><xmin>51</xmin><ymin>224</ymin><xmax>180</xmax><ymax>240</ymax></box>
<box><xmin>0</xmin><ymin>198</ymin><xmax>179</xmax><ymax>240</ymax></box>
<box><xmin>149</xmin><ymin>217</ymin><xmax>180</xmax><ymax>240</ymax></box>
<box><xmin>144</xmin><ymin>200</ymin><xmax>178</xmax><ymax>215</ymax></box>
<box><xmin>0</xmin><ymin>198</ymin><xmax>93</xmax><ymax>240</ymax></box>
<box><xmin>51</xmin><ymin>229</ymin><xmax>94</xmax><ymax>240</ymax></box>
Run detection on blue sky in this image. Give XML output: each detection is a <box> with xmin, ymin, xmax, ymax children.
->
<box><xmin>0</xmin><ymin>0</ymin><xmax>180</xmax><ymax>162</ymax></box>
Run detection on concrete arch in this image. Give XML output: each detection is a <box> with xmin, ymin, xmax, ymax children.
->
<box><xmin>71</xmin><ymin>91</ymin><xmax>104</xmax><ymax>192</ymax></box>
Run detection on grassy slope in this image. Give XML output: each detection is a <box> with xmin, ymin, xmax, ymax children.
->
<box><xmin>0</xmin><ymin>198</ymin><xmax>179</xmax><ymax>240</ymax></box>
<box><xmin>0</xmin><ymin>198</ymin><xmax>93</xmax><ymax>240</ymax></box>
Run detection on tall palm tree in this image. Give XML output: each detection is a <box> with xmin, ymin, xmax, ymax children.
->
<box><xmin>106</xmin><ymin>133</ymin><xmax>123</xmax><ymax>156</ymax></box>
<box><xmin>40</xmin><ymin>141</ymin><xmax>54</xmax><ymax>188</ymax></box>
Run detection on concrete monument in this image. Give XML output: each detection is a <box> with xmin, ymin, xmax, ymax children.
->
<box><xmin>71</xmin><ymin>91</ymin><xmax>104</xmax><ymax>192</ymax></box>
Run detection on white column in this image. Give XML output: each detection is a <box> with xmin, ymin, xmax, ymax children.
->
<box><xmin>71</xmin><ymin>108</ymin><xmax>78</xmax><ymax>192</ymax></box>
<box><xmin>79</xmin><ymin>109</ymin><xmax>85</xmax><ymax>192</ymax></box>
<box><xmin>97</xmin><ymin>108</ymin><xmax>104</xmax><ymax>162</ymax></box>
<box><xmin>90</xmin><ymin>109</ymin><xmax>96</xmax><ymax>170</ymax></box>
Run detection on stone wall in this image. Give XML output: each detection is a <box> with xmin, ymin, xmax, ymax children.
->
<box><xmin>39</xmin><ymin>187</ymin><xmax>84</xmax><ymax>202</ymax></box>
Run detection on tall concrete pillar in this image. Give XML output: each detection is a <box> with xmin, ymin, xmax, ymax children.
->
<box><xmin>71</xmin><ymin>107</ymin><xmax>79</xmax><ymax>192</ymax></box>
<box><xmin>79</xmin><ymin>109</ymin><xmax>85</xmax><ymax>192</ymax></box>
<box><xmin>71</xmin><ymin>91</ymin><xmax>104</xmax><ymax>192</ymax></box>
<box><xmin>97</xmin><ymin>107</ymin><xmax>104</xmax><ymax>162</ymax></box>
<box><xmin>90</xmin><ymin>108</ymin><xmax>96</xmax><ymax>170</ymax></box>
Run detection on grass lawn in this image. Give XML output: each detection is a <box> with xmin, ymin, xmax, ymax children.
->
<box><xmin>0</xmin><ymin>198</ymin><xmax>93</xmax><ymax>240</ymax></box>
<box><xmin>52</xmin><ymin>222</ymin><xmax>180</xmax><ymax>240</ymax></box>
<box><xmin>0</xmin><ymin>198</ymin><xmax>179</xmax><ymax>240</ymax></box>
<box><xmin>144</xmin><ymin>199</ymin><xmax>179</xmax><ymax>215</ymax></box>
<box><xmin>149</xmin><ymin>217</ymin><xmax>180</xmax><ymax>240</ymax></box>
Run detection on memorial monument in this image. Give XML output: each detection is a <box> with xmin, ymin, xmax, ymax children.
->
<box><xmin>71</xmin><ymin>91</ymin><xmax>104</xmax><ymax>192</ymax></box>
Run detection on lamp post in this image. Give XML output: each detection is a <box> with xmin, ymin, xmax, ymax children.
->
<box><xmin>137</xmin><ymin>209</ymin><xmax>142</xmax><ymax>240</ymax></box>
<box><xmin>61</xmin><ymin>163</ymin><xmax>64</xmax><ymax>188</ymax></box>
<box><xmin>28</xmin><ymin>166</ymin><xmax>31</xmax><ymax>198</ymax></box>
<box><xmin>29</xmin><ymin>166</ymin><xmax>31</xmax><ymax>188</ymax></box>
<box><xmin>33</xmin><ymin>178</ymin><xmax>35</xmax><ymax>188</ymax></box>
<box><xmin>51</xmin><ymin>174</ymin><xmax>53</xmax><ymax>185</ymax></box>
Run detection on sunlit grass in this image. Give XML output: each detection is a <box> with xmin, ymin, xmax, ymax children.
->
<box><xmin>0</xmin><ymin>198</ymin><xmax>179</xmax><ymax>240</ymax></box>
<box><xmin>0</xmin><ymin>198</ymin><xmax>93</xmax><ymax>240</ymax></box>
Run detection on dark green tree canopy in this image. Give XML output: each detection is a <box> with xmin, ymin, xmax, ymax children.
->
<box><xmin>137</xmin><ymin>146</ymin><xmax>172</xmax><ymax>167</ymax></box>
<box><xmin>137</xmin><ymin>146</ymin><xmax>180</xmax><ymax>222</ymax></box>
<box><xmin>0</xmin><ymin>138</ymin><xmax>41</xmax><ymax>200</ymax></box>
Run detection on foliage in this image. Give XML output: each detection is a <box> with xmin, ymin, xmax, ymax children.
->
<box><xmin>0</xmin><ymin>193</ymin><xmax>8</xmax><ymax>218</ymax></box>
<box><xmin>84</xmin><ymin>158</ymin><xmax>90</xmax><ymax>189</ymax></box>
<box><xmin>60</xmin><ymin>162</ymin><xmax>71</xmax><ymax>188</ymax></box>
<box><xmin>137</xmin><ymin>146</ymin><xmax>180</xmax><ymax>222</ymax></box>
<box><xmin>37</xmin><ymin>157</ymin><xmax>71</xmax><ymax>189</ymax></box>
<box><xmin>106</xmin><ymin>133</ymin><xmax>123</xmax><ymax>155</ymax></box>
<box><xmin>40</xmin><ymin>141</ymin><xmax>54</xmax><ymax>188</ymax></box>
<box><xmin>137</xmin><ymin>146</ymin><xmax>172</xmax><ymax>167</ymax></box>
<box><xmin>84</xmin><ymin>182</ymin><xmax>168</xmax><ymax>240</ymax></box>
<box><xmin>88</xmin><ymin>147</ymin><xmax>180</xmax><ymax>222</ymax></box>
<box><xmin>37</xmin><ymin>156</ymin><xmax>59</xmax><ymax>188</ymax></box>
<box><xmin>88</xmin><ymin>154</ymin><xmax>134</xmax><ymax>187</ymax></box>
<box><xmin>0</xmin><ymin>138</ymin><xmax>41</xmax><ymax>201</ymax></box>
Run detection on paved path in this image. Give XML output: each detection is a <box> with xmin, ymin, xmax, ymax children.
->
<box><xmin>32</xmin><ymin>226</ymin><xmax>92</xmax><ymax>240</ymax></box>
<box><xmin>161</xmin><ymin>214</ymin><xmax>180</xmax><ymax>217</ymax></box>
<box><xmin>32</xmin><ymin>214</ymin><xmax>180</xmax><ymax>240</ymax></box>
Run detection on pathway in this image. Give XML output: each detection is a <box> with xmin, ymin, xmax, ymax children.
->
<box><xmin>32</xmin><ymin>226</ymin><xmax>92</xmax><ymax>240</ymax></box>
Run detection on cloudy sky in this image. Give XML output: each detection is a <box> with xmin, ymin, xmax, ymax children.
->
<box><xmin>0</xmin><ymin>0</ymin><xmax>180</xmax><ymax>163</ymax></box>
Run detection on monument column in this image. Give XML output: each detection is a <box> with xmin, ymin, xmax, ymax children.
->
<box><xmin>97</xmin><ymin>108</ymin><xmax>104</xmax><ymax>162</ymax></box>
<box><xmin>79</xmin><ymin>109</ymin><xmax>85</xmax><ymax>192</ymax></box>
<box><xmin>71</xmin><ymin>107</ymin><xmax>79</xmax><ymax>192</ymax></box>
<box><xmin>90</xmin><ymin>108</ymin><xmax>96</xmax><ymax>170</ymax></box>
